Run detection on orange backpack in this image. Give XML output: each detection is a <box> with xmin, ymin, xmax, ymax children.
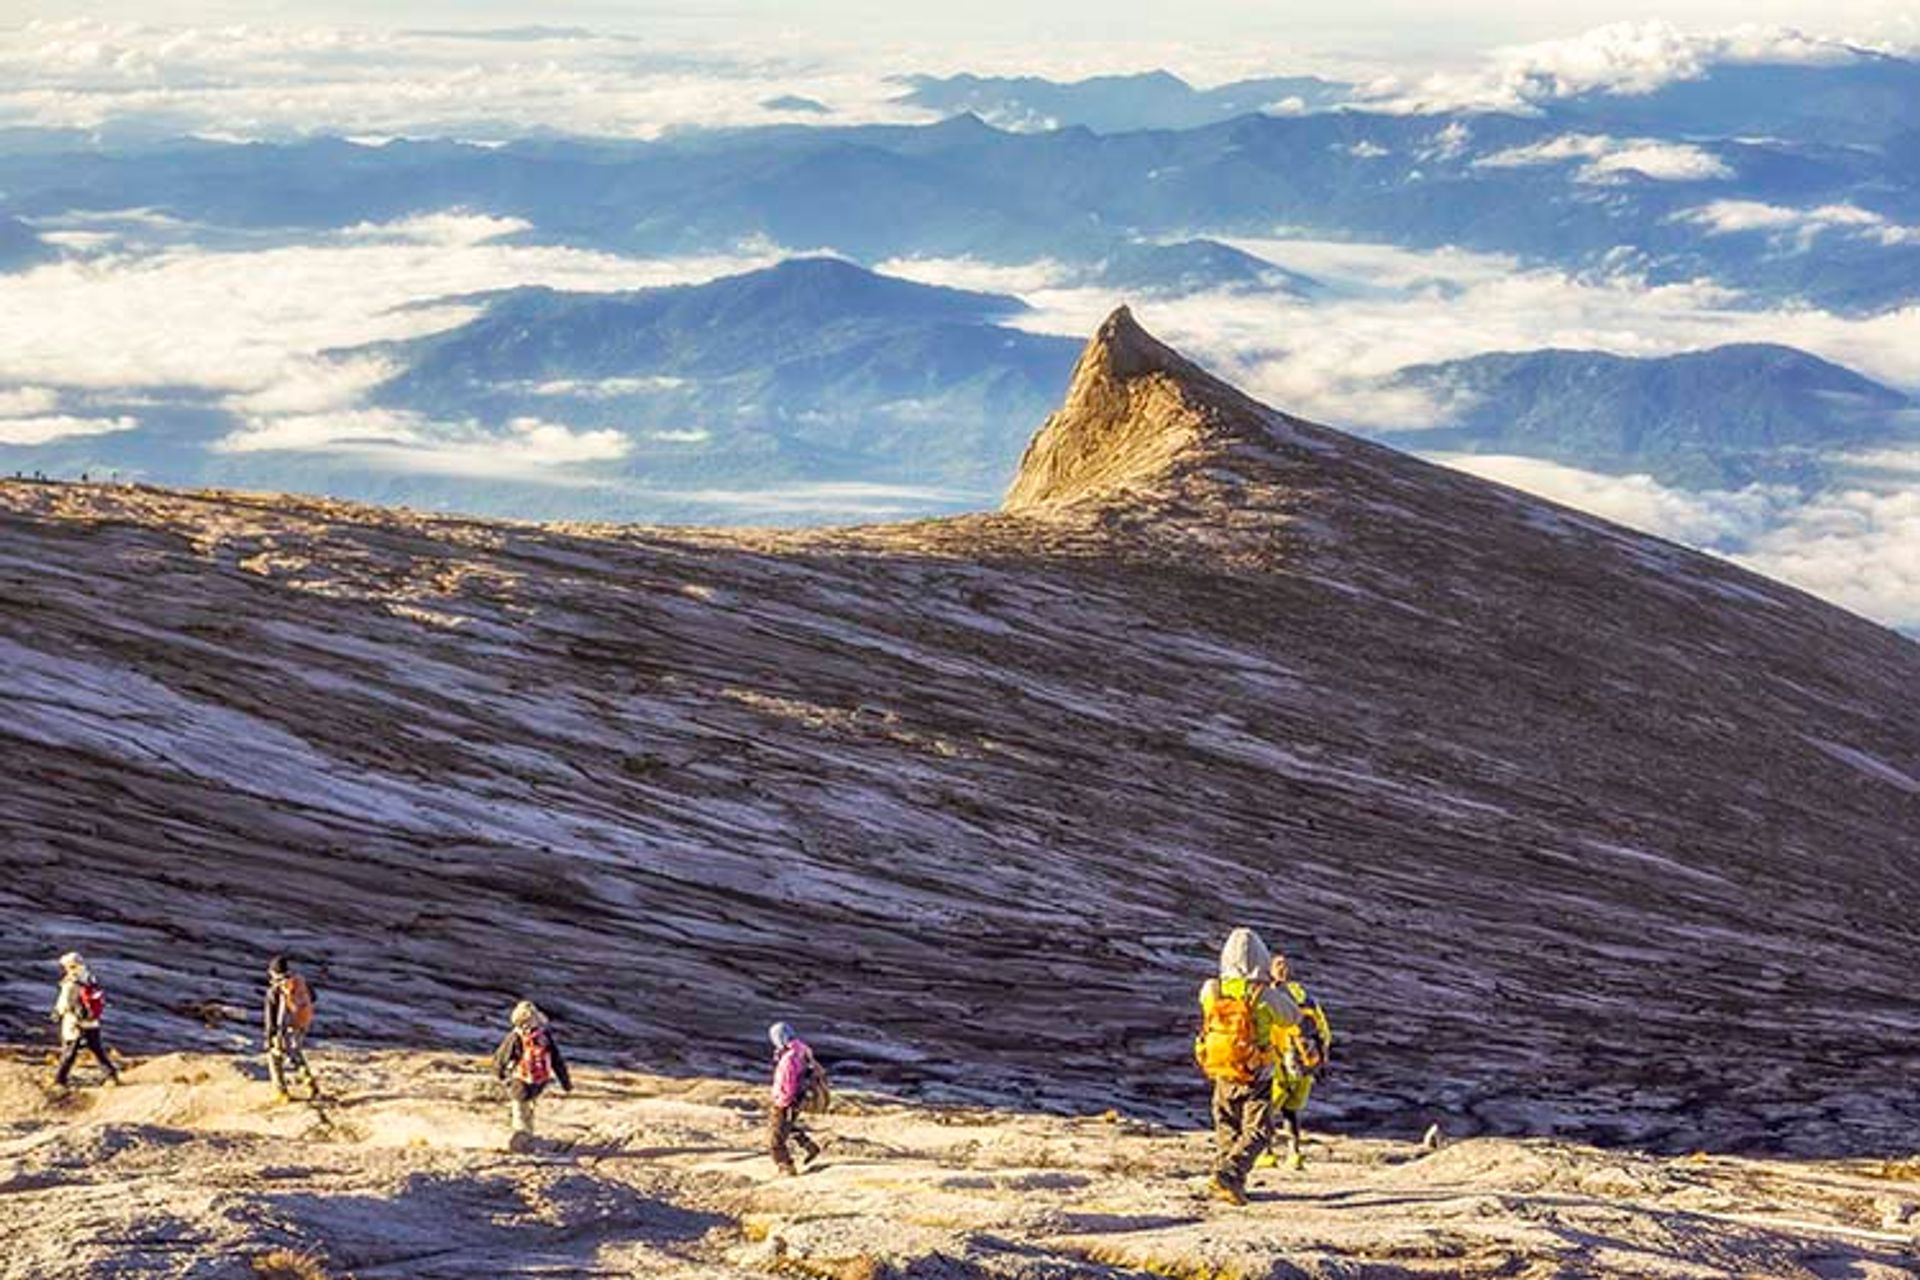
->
<box><xmin>280</xmin><ymin>975</ymin><xmax>315</xmax><ymax>1033</ymax></box>
<box><xmin>1196</xmin><ymin>992</ymin><xmax>1269</xmax><ymax>1084</ymax></box>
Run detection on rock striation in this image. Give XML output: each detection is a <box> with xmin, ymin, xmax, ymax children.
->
<box><xmin>2</xmin><ymin>312</ymin><xmax>1916</xmax><ymax>1162</ymax></box>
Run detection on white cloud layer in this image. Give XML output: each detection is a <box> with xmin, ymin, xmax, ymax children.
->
<box><xmin>1441</xmin><ymin>454</ymin><xmax>1920</xmax><ymax>630</ymax></box>
<box><xmin>0</xmin><ymin>210</ymin><xmax>801</xmax><ymax>477</ymax></box>
<box><xmin>1674</xmin><ymin>200</ymin><xmax>1920</xmax><ymax>249</ymax></box>
<box><xmin>0</xmin><ymin>414</ymin><xmax>141</xmax><ymax>446</ymax></box>
<box><xmin>218</xmin><ymin>409</ymin><xmax>632</xmax><ymax>476</ymax></box>
<box><xmin>0</xmin><ymin>213</ymin><xmax>789</xmax><ymax>395</ymax></box>
<box><xmin>1475</xmin><ymin>134</ymin><xmax>1734</xmax><ymax>183</ymax></box>
<box><xmin>1372</xmin><ymin>20</ymin><xmax>1885</xmax><ymax>113</ymax></box>
<box><xmin>0</xmin><ymin>18</ymin><xmax>933</xmax><ymax>141</ymax></box>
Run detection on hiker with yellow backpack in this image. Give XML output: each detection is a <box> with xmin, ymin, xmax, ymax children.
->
<box><xmin>1256</xmin><ymin>951</ymin><xmax>1332</xmax><ymax>1172</ymax></box>
<box><xmin>494</xmin><ymin>1000</ymin><xmax>572</xmax><ymax>1152</ymax></box>
<box><xmin>1194</xmin><ymin>927</ymin><xmax>1300</xmax><ymax>1205</ymax></box>
<box><xmin>264</xmin><ymin>954</ymin><xmax>320</xmax><ymax>1102</ymax></box>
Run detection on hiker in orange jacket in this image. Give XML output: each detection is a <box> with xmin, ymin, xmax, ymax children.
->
<box><xmin>50</xmin><ymin>951</ymin><xmax>121</xmax><ymax>1088</ymax></box>
<box><xmin>493</xmin><ymin>1000</ymin><xmax>572</xmax><ymax>1151</ymax></box>
<box><xmin>263</xmin><ymin>954</ymin><xmax>320</xmax><ymax>1102</ymax></box>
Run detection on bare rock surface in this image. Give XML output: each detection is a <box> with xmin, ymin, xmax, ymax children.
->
<box><xmin>1</xmin><ymin>1050</ymin><xmax>1916</xmax><ymax>1279</ymax></box>
<box><xmin>1</xmin><ymin>311</ymin><xmax>1917</xmax><ymax>1163</ymax></box>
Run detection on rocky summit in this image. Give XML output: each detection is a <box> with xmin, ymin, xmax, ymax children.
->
<box><xmin>2</xmin><ymin>310</ymin><xmax>1917</xmax><ymax>1185</ymax></box>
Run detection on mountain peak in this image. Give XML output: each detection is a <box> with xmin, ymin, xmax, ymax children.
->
<box><xmin>1002</xmin><ymin>307</ymin><xmax>1278</xmax><ymax>513</ymax></box>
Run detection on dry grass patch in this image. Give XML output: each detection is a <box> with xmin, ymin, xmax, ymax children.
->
<box><xmin>251</xmin><ymin>1247</ymin><xmax>333</xmax><ymax>1280</ymax></box>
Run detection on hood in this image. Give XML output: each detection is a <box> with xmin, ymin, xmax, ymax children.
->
<box><xmin>1219</xmin><ymin>927</ymin><xmax>1271</xmax><ymax>981</ymax></box>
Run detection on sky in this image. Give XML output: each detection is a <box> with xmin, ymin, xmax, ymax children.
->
<box><xmin>9</xmin><ymin>3</ymin><xmax>1919</xmax><ymax>72</ymax></box>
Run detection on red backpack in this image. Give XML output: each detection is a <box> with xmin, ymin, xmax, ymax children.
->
<box><xmin>516</xmin><ymin>1027</ymin><xmax>555</xmax><ymax>1086</ymax></box>
<box><xmin>279</xmin><ymin>975</ymin><xmax>316</xmax><ymax>1032</ymax></box>
<box><xmin>76</xmin><ymin>981</ymin><xmax>106</xmax><ymax>1022</ymax></box>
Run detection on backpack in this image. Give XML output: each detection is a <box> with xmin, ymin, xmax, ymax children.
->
<box><xmin>516</xmin><ymin>1027</ymin><xmax>555</xmax><ymax>1086</ymax></box>
<box><xmin>1196</xmin><ymin>992</ymin><xmax>1267</xmax><ymax>1085</ymax></box>
<box><xmin>76</xmin><ymin>981</ymin><xmax>106</xmax><ymax>1022</ymax></box>
<box><xmin>800</xmin><ymin>1058</ymin><xmax>831</xmax><ymax>1116</ymax></box>
<box><xmin>1282</xmin><ymin>1020</ymin><xmax>1325</xmax><ymax>1076</ymax></box>
<box><xmin>281</xmin><ymin>974</ymin><xmax>315</xmax><ymax>1033</ymax></box>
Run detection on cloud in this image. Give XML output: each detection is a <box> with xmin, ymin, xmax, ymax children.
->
<box><xmin>1433</xmin><ymin>453</ymin><xmax>1796</xmax><ymax>545</ymax></box>
<box><xmin>1477</xmin><ymin>134</ymin><xmax>1733</xmax><ymax>183</ymax></box>
<box><xmin>0</xmin><ymin>212</ymin><xmax>790</xmax><ymax>400</ymax></box>
<box><xmin>0</xmin><ymin>414</ymin><xmax>141</xmax><ymax>446</ymax></box>
<box><xmin>1432</xmin><ymin>454</ymin><xmax>1920</xmax><ymax>629</ymax></box>
<box><xmin>0</xmin><ymin>386</ymin><xmax>62</xmax><ymax>417</ymax></box>
<box><xmin>337</xmin><ymin>212</ymin><xmax>532</xmax><ymax>246</ymax></box>
<box><xmin>650</xmin><ymin>481</ymin><xmax>988</xmax><ymax>517</ymax></box>
<box><xmin>519</xmin><ymin>376</ymin><xmax>691</xmax><ymax>397</ymax></box>
<box><xmin>1372</xmin><ymin>21</ymin><xmax>1877</xmax><ymax>113</ymax></box>
<box><xmin>0</xmin><ymin>19</ymin><xmax>935</xmax><ymax>142</ymax></box>
<box><xmin>1673</xmin><ymin>200</ymin><xmax>1920</xmax><ymax>249</ymax></box>
<box><xmin>217</xmin><ymin>408</ymin><xmax>631</xmax><ymax>477</ymax></box>
<box><xmin>1738</xmin><ymin>485</ymin><xmax>1920</xmax><ymax>628</ymax></box>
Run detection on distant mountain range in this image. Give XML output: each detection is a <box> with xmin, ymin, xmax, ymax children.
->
<box><xmin>893</xmin><ymin>70</ymin><xmax>1352</xmax><ymax>132</ymax></box>
<box><xmin>365</xmin><ymin>257</ymin><xmax>1079</xmax><ymax>494</ymax></box>
<box><xmin>1544</xmin><ymin>49</ymin><xmax>1920</xmax><ymax>149</ymax></box>
<box><xmin>4</xmin><ymin>55</ymin><xmax>1916</xmax><ymax>315</ymax></box>
<box><xmin>1076</xmin><ymin>239</ymin><xmax>1321</xmax><ymax>297</ymax></box>
<box><xmin>1375</xmin><ymin>344</ymin><xmax>1917</xmax><ymax>488</ymax></box>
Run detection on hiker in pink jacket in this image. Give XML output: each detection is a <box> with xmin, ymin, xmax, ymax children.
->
<box><xmin>767</xmin><ymin>1021</ymin><xmax>826</xmax><ymax>1175</ymax></box>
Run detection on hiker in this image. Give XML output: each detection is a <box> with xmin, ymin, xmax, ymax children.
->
<box><xmin>1194</xmin><ymin>927</ymin><xmax>1298</xmax><ymax>1205</ymax></box>
<box><xmin>1257</xmin><ymin>951</ymin><xmax>1332</xmax><ymax>1171</ymax></box>
<box><xmin>493</xmin><ymin>1000</ymin><xmax>571</xmax><ymax>1151</ymax></box>
<box><xmin>49</xmin><ymin>952</ymin><xmax>121</xmax><ymax>1088</ymax></box>
<box><xmin>263</xmin><ymin>954</ymin><xmax>320</xmax><ymax>1102</ymax></box>
<box><xmin>767</xmin><ymin>1021</ymin><xmax>827</xmax><ymax>1176</ymax></box>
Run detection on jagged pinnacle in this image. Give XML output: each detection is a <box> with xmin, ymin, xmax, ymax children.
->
<box><xmin>1002</xmin><ymin>306</ymin><xmax>1270</xmax><ymax>513</ymax></box>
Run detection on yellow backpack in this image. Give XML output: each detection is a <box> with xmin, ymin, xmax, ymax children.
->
<box><xmin>1195</xmin><ymin>993</ymin><xmax>1269</xmax><ymax>1084</ymax></box>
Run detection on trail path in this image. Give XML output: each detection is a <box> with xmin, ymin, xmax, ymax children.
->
<box><xmin>2</xmin><ymin>1049</ymin><xmax>1915</xmax><ymax>1278</ymax></box>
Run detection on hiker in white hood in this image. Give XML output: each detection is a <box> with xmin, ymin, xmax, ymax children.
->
<box><xmin>50</xmin><ymin>951</ymin><xmax>121</xmax><ymax>1088</ymax></box>
<box><xmin>492</xmin><ymin>1000</ymin><xmax>572</xmax><ymax>1152</ymax></box>
<box><xmin>1193</xmin><ymin>928</ymin><xmax>1298</xmax><ymax>1204</ymax></box>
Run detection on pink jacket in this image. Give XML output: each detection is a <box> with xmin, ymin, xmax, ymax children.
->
<box><xmin>771</xmin><ymin>1039</ymin><xmax>814</xmax><ymax>1108</ymax></box>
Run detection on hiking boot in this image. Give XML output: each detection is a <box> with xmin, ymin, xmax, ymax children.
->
<box><xmin>1253</xmin><ymin>1151</ymin><xmax>1279</xmax><ymax>1169</ymax></box>
<box><xmin>775</xmin><ymin>1163</ymin><xmax>799</xmax><ymax>1178</ymax></box>
<box><xmin>1286</xmin><ymin>1148</ymin><xmax>1306</xmax><ymax>1172</ymax></box>
<box><xmin>1207</xmin><ymin>1177</ymin><xmax>1248</xmax><ymax>1206</ymax></box>
<box><xmin>506</xmin><ymin>1130</ymin><xmax>536</xmax><ymax>1154</ymax></box>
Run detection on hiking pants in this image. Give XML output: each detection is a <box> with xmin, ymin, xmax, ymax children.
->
<box><xmin>56</xmin><ymin>1028</ymin><xmax>117</xmax><ymax>1086</ymax></box>
<box><xmin>268</xmin><ymin>1028</ymin><xmax>316</xmax><ymax>1096</ymax></box>
<box><xmin>508</xmin><ymin>1079</ymin><xmax>548</xmax><ymax>1139</ymax></box>
<box><xmin>1211</xmin><ymin>1078</ymin><xmax>1273</xmax><ymax>1189</ymax></box>
<box><xmin>768</xmin><ymin>1102</ymin><xmax>819</xmax><ymax>1173</ymax></box>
